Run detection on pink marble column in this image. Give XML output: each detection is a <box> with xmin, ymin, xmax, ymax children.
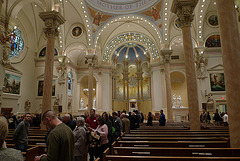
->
<box><xmin>171</xmin><ymin>0</ymin><xmax>201</xmax><ymax>130</ymax></box>
<box><xmin>39</xmin><ymin>11</ymin><xmax>65</xmax><ymax>114</ymax></box>
<box><xmin>85</xmin><ymin>53</ymin><xmax>97</xmax><ymax>113</ymax></box>
<box><xmin>123</xmin><ymin>79</ymin><xmax>125</xmax><ymax>100</ymax></box>
<box><xmin>127</xmin><ymin>78</ymin><xmax>129</xmax><ymax>100</ymax></box>
<box><xmin>161</xmin><ymin>49</ymin><xmax>173</xmax><ymax>122</ymax></box>
<box><xmin>140</xmin><ymin>79</ymin><xmax>143</xmax><ymax>99</ymax></box>
<box><xmin>123</xmin><ymin>60</ymin><xmax>129</xmax><ymax>101</ymax></box>
<box><xmin>216</xmin><ymin>0</ymin><xmax>240</xmax><ymax>148</ymax></box>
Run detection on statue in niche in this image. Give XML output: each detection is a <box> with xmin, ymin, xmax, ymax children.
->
<box><xmin>80</xmin><ymin>98</ymin><xmax>84</xmax><ymax>109</ymax></box>
<box><xmin>177</xmin><ymin>95</ymin><xmax>182</xmax><ymax>107</ymax></box>
<box><xmin>172</xmin><ymin>94</ymin><xmax>176</xmax><ymax>107</ymax></box>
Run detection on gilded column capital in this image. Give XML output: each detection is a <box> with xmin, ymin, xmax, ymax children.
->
<box><xmin>171</xmin><ymin>0</ymin><xmax>198</xmax><ymax>28</ymax></box>
<box><xmin>39</xmin><ymin>11</ymin><xmax>65</xmax><ymax>38</ymax></box>
<box><xmin>160</xmin><ymin>49</ymin><xmax>173</xmax><ymax>63</ymax></box>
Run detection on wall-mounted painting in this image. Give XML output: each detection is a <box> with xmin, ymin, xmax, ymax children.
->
<box><xmin>38</xmin><ymin>80</ymin><xmax>56</xmax><ymax>96</ymax></box>
<box><xmin>210</xmin><ymin>73</ymin><xmax>225</xmax><ymax>91</ymax></box>
<box><xmin>39</xmin><ymin>47</ymin><xmax>58</xmax><ymax>57</ymax></box>
<box><xmin>3</xmin><ymin>73</ymin><xmax>21</xmax><ymax>94</ymax></box>
<box><xmin>208</xmin><ymin>15</ymin><xmax>218</xmax><ymax>27</ymax></box>
<box><xmin>72</xmin><ymin>26</ymin><xmax>82</xmax><ymax>37</ymax></box>
<box><xmin>205</xmin><ymin>35</ymin><xmax>221</xmax><ymax>48</ymax></box>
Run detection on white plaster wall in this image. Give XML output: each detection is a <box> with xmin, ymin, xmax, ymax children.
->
<box><xmin>101</xmin><ymin>71</ymin><xmax>112</xmax><ymax>112</ymax></box>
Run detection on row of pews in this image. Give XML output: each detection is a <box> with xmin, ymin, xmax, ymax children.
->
<box><xmin>102</xmin><ymin>124</ymin><xmax>240</xmax><ymax>161</ymax></box>
<box><xmin>7</xmin><ymin>128</ymin><xmax>47</xmax><ymax>161</ymax></box>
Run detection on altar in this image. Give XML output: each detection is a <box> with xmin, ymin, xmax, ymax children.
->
<box><xmin>172</xmin><ymin>107</ymin><xmax>188</xmax><ymax>122</ymax></box>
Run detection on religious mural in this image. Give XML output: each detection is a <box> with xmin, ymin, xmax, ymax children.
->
<box><xmin>72</xmin><ymin>26</ymin><xmax>82</xmax><ymax>37</ymax></box>
<box><xmin>210</xmin><ymin>73</ymin><xmax>225</xmax><ymax>91</ymax></box>
<box><xmin>141</xmin><ymin>1</ymin><xmax>163</xmax><ymax>28</ymax></box>
<box><xmin>207</xmin><ymin>15</ymin><xmax>218</xmax><ymax>27</ymax></box>
<box><xmin>3</xmin><ymin>73</ymin><xmax>21</xmax><ymax>94</ymax></box>
<box><xmin>39</xmin><ymin>47</ymin><xmax>58</xmax><ymax>57</ymax></box>
<box><xmin>88</xmin><ymin>7</ymin><xmax>112</xmax><ymax>32</ymax></box>
<box><xmin>205</xmin><ymin>35</ymin><xmax>221</xmax><ymax>48</ymax></box>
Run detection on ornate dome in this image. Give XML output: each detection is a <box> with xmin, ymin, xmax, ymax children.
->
<box><xmin>112</xmin><ymin>42</ymin><xmax>150</xmax><ymax>64</ymax></box>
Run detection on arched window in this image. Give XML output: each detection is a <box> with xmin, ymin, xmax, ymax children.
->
<box><xmin>68</xmin><ymin>72</ymin><xmax>72</xmax><ymax>95</ymax></box>
<box><xmin>9</xmin><ymin>29</ymin><xmax>24</xmax><ymax>59</ymax></box>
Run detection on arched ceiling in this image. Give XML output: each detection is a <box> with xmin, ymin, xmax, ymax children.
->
<box><xmin>3</xmin><ymin>0</ymin><xmax>239</xmax><ymax>67</ymax></box>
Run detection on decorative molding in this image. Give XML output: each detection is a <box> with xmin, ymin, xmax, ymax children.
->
<box><xmin>207</xmin><ymin>64</ymin><xmax>224</xmax><ymax>72</ymax></box>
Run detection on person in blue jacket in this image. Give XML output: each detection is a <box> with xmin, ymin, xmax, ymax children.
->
<box><xmin>159</xmin><ymin>110</ymin><xmax>166</xmax><ymax>126</ymax></box>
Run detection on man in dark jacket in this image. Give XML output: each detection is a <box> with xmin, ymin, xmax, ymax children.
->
<box><xmin>159</xmin><ymin>110</ymin><xmax>166</xmax><ymax>126</ymax></box>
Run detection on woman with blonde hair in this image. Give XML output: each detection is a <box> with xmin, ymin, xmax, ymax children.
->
<box><xmin>0</xmin><ymin>116</ymin><xmax>24</xmax><ymax>161</ymax></box>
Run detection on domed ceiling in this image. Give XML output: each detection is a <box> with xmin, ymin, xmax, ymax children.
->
<box><xmin>112</xmin><ymin>42</ymin><xmax>150</xmax><ymax>64</ymax></box>
<box><xmin>86</xmin><ymin>0</ymin><xmax>157</xmax><ymax>14</ymax></box>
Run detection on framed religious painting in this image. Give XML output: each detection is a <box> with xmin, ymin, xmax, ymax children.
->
<box><xmin>72</xmin><ymin>26</ymin><xmax>82</xmax><ymax>38</ymax></box>
<box><xmin>207</xmin><ymin>14</ymin><xmax>219</xmax><ymax>27</ymax></box>
<box><xmin>209</xmin><ymin>73</ymin><xmax>225</xmax><ymax>91</ymax></box>
<box><xmin>38</xmin><ymin>80</ymin><xmax>56</xmax><ymax>96</ymax></box>
<box><xmin>3</xmin><ymin>73</ymin><xmax>21</xmax><ymax>95</ymax></box>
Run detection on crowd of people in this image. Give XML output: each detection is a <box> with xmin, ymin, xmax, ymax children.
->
<box><xmin>0</xmin><ymin>109</ymin><xmax>147</xmax><ymax>161</ymax></box>
<box><xmin>200</xmin><ymin>108</ymin><xmax>228</xmax><ymax>126</ymax></box>
<box><xmin>0</xmin><ymin>108</ymin><xmax>228</xmax><ymax>161</ymax></box>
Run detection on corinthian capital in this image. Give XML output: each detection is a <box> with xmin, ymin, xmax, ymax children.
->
<box><xmin>171</xmin><ymin>0</ymin><xmax>198</xmax><ymax>28</ymax></box>
<box><xmin>161</xmin><ymin>49</ymin><xmax>173</xmax><ymax>63</ymax></box>
<box><xmin>85</xmin><ymin>54</ymin><xmax>98</xmax><ymax>67</ymax></box>
<box><xmin>39</xmin><ymin>11</ymin><xmax>65</xmax><ymax>38</ymax></box>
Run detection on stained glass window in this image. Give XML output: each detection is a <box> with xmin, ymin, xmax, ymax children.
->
<box><xmin>68</xmin><ymin>72</ymin><xmax>72</xmax><ymax>95</ymax></box>
<box><xmin>9</xmin><ymin>29</ymin><xmax>24</xmax><ymax>59</ymax></box>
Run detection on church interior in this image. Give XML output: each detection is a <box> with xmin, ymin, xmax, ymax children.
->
<box><xmin>1</xmin><ymin>0</ymin><xmax>240</xmax><ymax>148</ymax></box>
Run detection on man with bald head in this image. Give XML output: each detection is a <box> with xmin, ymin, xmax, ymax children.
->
<box><xmin>34</xmin><ymin>110</ymin><xmax>74</xmax><ymax>161</ymax></box>
<box><xmin>63</xmin><ymin>113</ymin><xmax>76</xmax><ymax>131</ymax></box>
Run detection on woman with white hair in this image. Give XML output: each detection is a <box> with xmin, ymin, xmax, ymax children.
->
<box><xmin>0</xmin><ymin>116</ymin><xmax>24</xmax><ymax>161</ymax></box>
<box><xmin>73</xmin><ymin>117</ymin><xmax>87</xmax><ymax>161</ymax></box>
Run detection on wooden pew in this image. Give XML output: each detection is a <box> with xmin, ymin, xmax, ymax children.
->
<box><xmin>5</xmin><ymin>138</ymin><xmax>46</xmax><ymax>145</ymax></box>
<box><xmin>125</xmin><ymin>133</ymin><xmax>229</xmax><ymax>137</ymax></box>
<box><xmin>117</xmin><ymin>140</ymin><xmax>229</xmax><ymax>148</ymax></box>
<box><xmin>104</xmin><ymin>155</ymin><xmax>240</xmax><ymax>161</ymax></box>
<box><xmin>112</xmin><ymin>147</ymin><xmax>240</xmax><ymax>157</ymax></box>
<box><xmin>121</xmin><ymin>136</ymin><xmax>229</xmax><ymax>141</ymax></box>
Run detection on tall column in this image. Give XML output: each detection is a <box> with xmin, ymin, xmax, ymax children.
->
<box><xmin>137</xmin><ymin>79</ymin><xmax>140</xmax><ymax>100</ymax></box>
<box><xmin>123</xmin><ymin>79</ymin><xmax>125</xmax><ymax>100</ymax></box>
<box><xmin>161</xmin><ymin>49</ymin><xmax>173</xmax><ymax>122</ymax></box>
<box><xmin>216</xmin><ymin>0</ymin><xmax>240</xmax><ymax>148</ymax></box>
<box><xmin>85</xmin><ymin>51</ymin><xmax>97</xmax><ymax>113</ymax></box>
<box><xmin>123</xmin><ymin>60</ymin><xmax>129</xmax><ymax>101</ymax></box>
<box><xmin>126</xmin><ymin>78</ymin><xmax>129</xmax><ymax>100</ymax></box>
<box><xmin>171</xmin><ymin>0</ymin><xmax>201</xmax><ymax>130</ymax></box>
<box><xmin>39</xmin><ymin>11</ymin><xmax>65</xmax><ymax>113</ymax></box>
<box><xmin>140</xmin><ymin>79</ymin><xmax>143</xmax><ymax>99</ymax></box>
<box><xmin>0</xmin><ymin>0</ymin><xmax>3</xmax><ymax>15</ymax></box>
